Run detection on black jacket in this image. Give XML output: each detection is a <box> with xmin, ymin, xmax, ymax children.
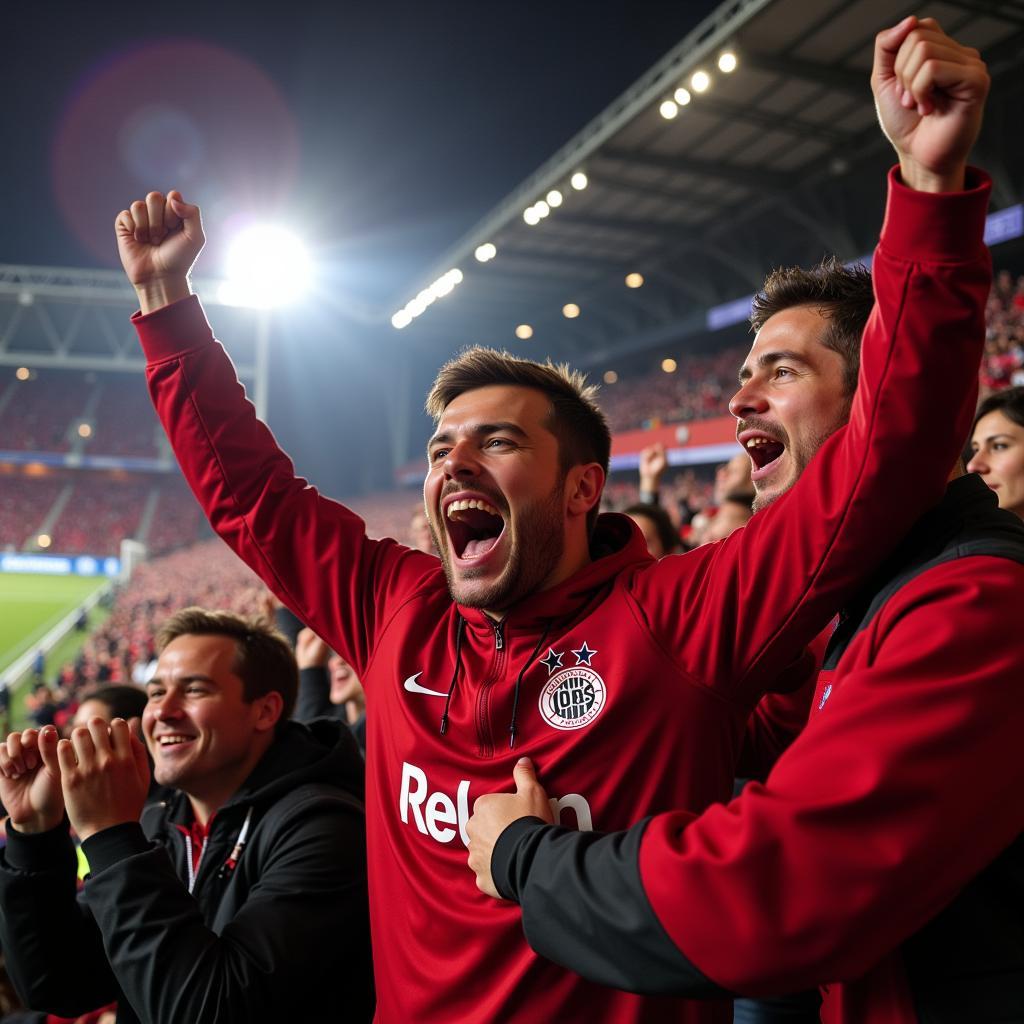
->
<box><xmin>0</xmin><ymin>719</ymin><xmax>373</xmax><ymax>1024</ymax></box>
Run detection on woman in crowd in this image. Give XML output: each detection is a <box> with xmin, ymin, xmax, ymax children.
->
<box><xmin>968</xmin><ymin>386</ymin><xmax>1024</xmax><ymax>520</ymax></box>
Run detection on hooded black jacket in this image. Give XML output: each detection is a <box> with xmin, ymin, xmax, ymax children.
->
<box><xmin>0</xmin><ymin>718</ymin><xmax>372</xmax><ymax>1023</ymax></box>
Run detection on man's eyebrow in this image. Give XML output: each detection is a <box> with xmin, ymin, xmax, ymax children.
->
<box><xmin>146</xmin><ymin>674</ymin><xmax>217</xmax><ymax>688</ymax></box>
<box><xmin>738</xmin><ymin>349</ymin><xmax>808</xmax><ymax>384</ymax></box>
<box><xmin>427</xmin><ymin>422</ymin><xmax>528</xmax><ymax>452</ymax></box>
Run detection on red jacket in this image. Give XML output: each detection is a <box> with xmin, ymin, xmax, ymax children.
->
<box><xmin>133</xmin><ymin>169</ymin><xmax>989</xmax><ymax>1023</ymax></box>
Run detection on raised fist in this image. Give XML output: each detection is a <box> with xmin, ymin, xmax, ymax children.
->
<box><xmin>115</xmin><ymin>190</ymin><xmax>205</xmax><ymax>312</ymax></box>
<box><xmin>872</xmin><ymin>16</ymin><xmax>989</xmax><ymax>192</ymax></box>
<box><xmin>0</xmin><ymin>726</ymin><xmax>64</xmax><ymax>834</ymax></box>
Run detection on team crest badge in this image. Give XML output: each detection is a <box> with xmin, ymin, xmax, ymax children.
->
<box><xmin>538</xmin><ymin>642</ymin><xmax>607</xmax><ymax>731</ymax></box>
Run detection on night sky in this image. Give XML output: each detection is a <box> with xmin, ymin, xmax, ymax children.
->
<box><xmin>5</xmin><ymin>1</ymin><xmax>721</xmax><ymax>494</ymax></box>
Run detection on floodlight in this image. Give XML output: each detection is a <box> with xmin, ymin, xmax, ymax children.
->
<box><xmin>674</xmin><ymin>87</ymin><xmax>691</xmax><ymax>106</ymax></box>
<box><xmin>475</xmin><ymin>243</ymin><xmax>497</xmax><ymax>262</ymax></box>
<box><xmin>691</xmin><ymin>70</ymin><xmax>711</xmax><ymax>93</ymax></box>
<box><xmin>15</xmin><ymin>366</ymin><xmax>30</xmax><ymax>381</ymax></box>
<box><xmin>37</xmin><ymin>534</ymin><xmax>52</xmax><ymax>549</ymax></box>
<box><xmin>661</xmin><ymin>358</ymin><xmax>678</xmax><ymax>373</ymax></box>
<box><xmin>221</xmin><ymin>224</ymin><xmax>312</xmax><ymax>308</ymax></box>
<box><xmin>625</xmin><ymin>272</ymin><xmax>644</xmax><ymax>289</ymax></box>
<box><xmin>546</xmin><ymin>189</ymin><xmax>563</xmax><ymax>208</ymax></box>
<box><xmin>603</xmin><ymin>370</ymin><xmax>618</xmax><ymax>384</ymax></box>
<box><xmin>392</xmin><ymin>310</ymin><xmax>413</xmax><ymax>329</ymax></box>
<box><xmin>570</xmin><ymin>171</ymin><xmax>588</xmax><ymax>191</ymax></box>
<box><xmin>718</xmin><ymin>51</ymin><xmax>738</xmax><ymax>73</ymax></box>
<box><xmin>659</xmin><ymin>100</ymin><xmax>678</xmax><ymax>120</ymax></box>
<box><xmin>524</xmin><ymin>207</ymin><xmax>541</xmax><ymax>225</ymax></box>
<box><xmin>515</xmin><ymin>324</ymin><xmax>533</xmax><ymax>340</ymax></box>
<box><xmin>78</xmin><ymin>423</ymin><xmax>92</xmax><ymax>438</ymax></box>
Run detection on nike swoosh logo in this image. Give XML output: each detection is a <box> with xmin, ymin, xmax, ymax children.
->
<box><xmin>403</xmin><ymin>672</ymin><xmax>448</xmax><ymax>698</ymax></box>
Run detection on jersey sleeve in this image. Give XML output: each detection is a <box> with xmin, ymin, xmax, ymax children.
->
<box><xmin>133</xmin><ymin>298</ymin><xmax>439</xmax><ymax>677</ymax></box>
<box><xmin>493</xmin><ymin>557</ymin><xmax>1024</xmax><ymax>997</ymax></box>
<box><xmin>631</xmin><ymin>169</ymin><xmax>991</xmax><ymax>700</ymax></box>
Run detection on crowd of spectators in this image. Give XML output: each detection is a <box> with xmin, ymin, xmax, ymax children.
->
<box><xmin>0</xmin><ymin>477</ymin><xmax>63</xmax><ymax>551</ymax></box>
<box><xmin>981</xmin><ymin>269</ymin><xmax>1024</xmax><ymax>393</ymax></box>
<box><xmin>0</xmin><ymin>371</ymin><xmax>88</xmax><ymax>453</ymax></box>
<box><xmin>87</xmin><ymin>375</ymin><xmax>162</xmax><ymax>458</ymax></box>
<box><xmin>47</xmin><ymin>477</ymin><xmax>151</xmax><ymax>557</ymax></box>
<box><xmin>23</xmin><ymin>540</ymin><xmax>265</xmax><ymax>734</ymax></box>
<box><xmin>598</xmin><ymin>347</ymin><xmax>742</xmax><ymax>433</ymax></box>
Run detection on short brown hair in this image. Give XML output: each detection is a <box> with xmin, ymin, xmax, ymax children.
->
<box><xmin>156</xmin><ymin>607</ymin><xmax>297</xmax><ymax>729</ymax></box>
<box><xmin>426</xmin><ymin>346</ymin><xmax>611</xmax><ymax>531</ymax></box>
<box><xmin>750</xmin><ymin>256</ymin><xmax>873</xmax><ymax>395</ymax></box>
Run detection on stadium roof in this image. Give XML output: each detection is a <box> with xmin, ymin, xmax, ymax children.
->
<box><xmin>386</xmin><ymin>0</ymin><xmax>1024</xmax><ymax>369</ymax></box>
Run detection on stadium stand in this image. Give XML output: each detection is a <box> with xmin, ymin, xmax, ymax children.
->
<box><xmin>0</xmin><ymin>476</ymin><xmax>64</xmax><ymax>551</ymax></box>
<box><xmin>87</xmin><ymin>373</ymin><xmax>163</xmax><ymax>458</ymax></box>
<box><xmin>46</xmin><ymin>476</ymin><xmax>151</xmax><ymax>557</ymax></box>
<box><xmin>0</xmin><ymin>369</ymin><xmax>90</xmax><ymax>453</ymax></box>
<box><xmin>1</xmin><ymin>274</ymin><xmax>1021</xmax><ymax>560</ymax></box>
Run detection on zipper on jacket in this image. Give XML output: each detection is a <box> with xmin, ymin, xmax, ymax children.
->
<box><xmin>477</xmin><ymin>621</ymin><xmax>507</xmax><ymax>757</ymax></box>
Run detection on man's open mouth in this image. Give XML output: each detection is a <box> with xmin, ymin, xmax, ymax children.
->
<box><xmin>444</xmin><ymin>497</ymin><xmax>506</xmax><ymax>560</ymax></box>
<box><xmin>741</xmin><ymin>433</ymin><xmax>786</xmax><ymax>475</ymax></box>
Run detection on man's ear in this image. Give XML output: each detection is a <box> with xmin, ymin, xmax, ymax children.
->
<box><xmin>566</xmin><ymin>463</ymin><xmax>605</xmax><ymax>520</ymax></box>
<box><xmin>252</xmin><ymin>691</ymin><xmax>285</xmax><ymax>733</ymax></box>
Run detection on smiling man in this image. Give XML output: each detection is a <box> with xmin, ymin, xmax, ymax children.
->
<box><xmin>110</xmin><ymin>16</ymin><xmax>992</xmax><ymax>1023</ymax></box>
<box><xmin>0</xmin><ymin>608</ymin><xmax>372</xmax><ymax>1024</ymax></box>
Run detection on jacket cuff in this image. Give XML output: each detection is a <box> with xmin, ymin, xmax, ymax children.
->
<box><xmin>492</xmin><ymin>816</ymin><xmax>549</xmax><ymax>901</ymax></box>
<box><xmin>4</xmin><ymin>818</ymin><xmax>74</xmax><ymax>871</ymax></box>
<box><xmin>131</xmin><ymin>294</ymin><xmax>215</xmax><ymax>363</ymax></box>
<box><xmin>879</xmin><ymin>166</ymin><xmax>991</xmax><ymax>264</ymax></box>
<box><xmin>80</xmin><ymin>822</ymin><xmax>151</xmax><ymax>875</ymax></box>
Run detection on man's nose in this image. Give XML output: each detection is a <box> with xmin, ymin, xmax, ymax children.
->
<box><xmin>729</xmin><ymin>381</ymin><xmax>768</xmax><ymax>419</ymax></box>
<box><xmin>443</xmin><ymin>439</ymin><xmax>481</xmax><ymax>479</ymax></box>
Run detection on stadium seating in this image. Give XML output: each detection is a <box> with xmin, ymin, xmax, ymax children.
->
<box><xmin>1</xmin><ymin>273</ymin><xmax>1021</xmax><ymax>560</ymax></box>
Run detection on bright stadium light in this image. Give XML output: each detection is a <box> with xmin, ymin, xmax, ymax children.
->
<box><xmin>475</xmin><ymin>242</ymin><xmax>497</xmax><ymax>262</ymax></box>
<box><xmin>659</xmin><ymin>99</ymin><xmax>679</xmax><ymax>120</ymax></box>
<box><xmin>37</xmin><ymin>534</ymin><xmax>51</xmax><ymax>549</ymax></box>
<box><xmin>603</xmin><ymin>370</ymin><xmax>618</xmax><ymax>384</ymax></box>
<box><xmin>15</xmin><ymin>366</ymin><xmax>30</xmax><ymax>381</ymax></box>
<box><xmin>625</xmin><ymin>272</ymin><xmax>644</xmax><ymax>289</ymax></box>
<box><xmin>515</xmin><ymin>324</ymin><xmax>533</xmax><ymax>340</ymax></box>
<box><xmin>718</xmin><ymin>51</ymin><xmax>738</xmax><ymax>73</ymax></box>
<box><xmin>674</xmin><ymin>87</ymin><xmax>691</xmax><ymax>106</ymax></box>
<box><xmin>524</xmin><ymin>206</ymin><xmax>541</xmax><ymax>225</ymax></box>
<box><xmin>546</xmin><ymin>189</ymin><xmax>563</xmax><ymax>208</ymax></box>
<box><xmin>392</xmin><ymin>310</ymin><xmax>413</xmax><ymax>329</ymax></box>
<box><xmin>691</xmin><ymin>70</ymin><xmax>711</xmax><ymax>93</ymax></box>
<box><xmin>661</xmin><ymin>357</ymin><xmax>678</xmax><ymax>373</ymax></box>
<box><xmin>535</xmin><ymin>200</ymin><xmax>550</xmax><ymax>218</ymax></box>
<box><xmin>562</xmin><ymin>303</ymin><xmax>580</xmax><ymax>319</ymax></box>
<box><xmin>570</xmin><ymin>171</ymin><xmax>588</xmax><ymax>191</ymax></box>
<box><xmin>219</xmin><ymin>224</ymin><xmax>312</xmax><ymax>308</ymax></box>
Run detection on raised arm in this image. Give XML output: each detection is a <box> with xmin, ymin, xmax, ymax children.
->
<box><xmin>115</xmin><ymin>194</ymin><xmax>437</xmax><ymax>674</ymax></box>
<box><xmin>635</xmin><ymin>17</ymin><xmax>992</xmax><ymax>698</ymax></box>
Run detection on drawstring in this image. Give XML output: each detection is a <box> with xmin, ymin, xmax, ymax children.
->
<box><xmin>439</xmin><ymin>615</ymin><xmax>466</xmax><ymax>736</ymax></box>
<box><xmin>508</xmin><ymin>625</ymin><xmax>552</xmax><ymax>750</ymax></box>
<box><xmin>217</xmin><ymin>806</ymin><xmax>253</xmax><ymax>880</ymax></box>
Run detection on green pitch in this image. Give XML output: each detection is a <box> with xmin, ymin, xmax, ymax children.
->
<box><xmin>0</xmin><ymin>574</ymin><xmax>108</xmax><ymax>677</ymax></box>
